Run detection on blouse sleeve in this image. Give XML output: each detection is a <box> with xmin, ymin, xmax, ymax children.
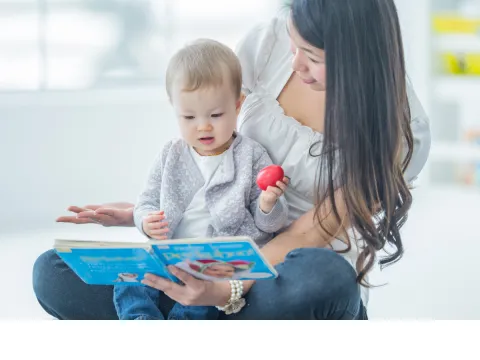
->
<box><xmin>404</xmin><ymin>79</ymin><xmax>432</xmax><ymax>184</ymax></box>
<box><xmin>235</xmin><ymin>17</ymin><xmax>280</xmax><ymax>95</ymax></box>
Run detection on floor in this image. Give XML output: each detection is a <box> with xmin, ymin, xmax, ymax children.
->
<box><xmin>1</xmin><ymin>185</ymin><xmax>479</xmax><ymax>320</ymax></box>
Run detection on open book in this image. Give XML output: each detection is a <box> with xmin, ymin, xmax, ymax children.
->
<box><xmin>54</xmin><ymin>236</ymin><xmax>277</xmax><ymax>285</ymax></box>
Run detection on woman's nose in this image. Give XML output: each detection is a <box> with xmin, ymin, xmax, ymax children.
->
<box><xmin>292</xmin><ymin>49</ymin><xmax>308</xmax><ymax>72</ymax></box>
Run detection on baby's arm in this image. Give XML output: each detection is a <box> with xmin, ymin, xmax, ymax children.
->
<box><xmin>249</xmin><ymin>149</ymin><xmax>289</xmax><ymax>233</ymax></box>
<box><xmin>134</xmin><ymin>141</ymin><xmax>171</xmax><ymax>237</ymax></box>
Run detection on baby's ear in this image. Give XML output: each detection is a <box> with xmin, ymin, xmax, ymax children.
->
<box><xmin>236</xmin><ymin>93</ymin><xmax>246</xmax><ymax>114</ymax></box>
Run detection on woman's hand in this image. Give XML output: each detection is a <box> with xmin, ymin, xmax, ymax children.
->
<box><xmin>56</xmin><ymin>203</ymin><xmax>135</xmax><ymax>227</ymax></box>
<box><xmin>142</xmin><ymin>266</ymin><xmax>231</xmax><ymax>307</ymax></box>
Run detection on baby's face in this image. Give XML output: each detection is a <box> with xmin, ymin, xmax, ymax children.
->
<box><xmin>121</xmin><ymin>273</ymin><xmax>137</xmax><ymax>278</ymax></box>
<box><xmin>170</xmin><ymin>76</ymin><xmax>241</xmax><ymax>156</ymax></box>
<box><xmin>203</xmin><ymin>264</ymin><xmax>235</xmax><ymax>278</ymax></box>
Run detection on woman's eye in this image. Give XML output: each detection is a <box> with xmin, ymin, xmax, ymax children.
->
<box><xmin>211</xmin><ymin>113</ymin><xmax>224</xmax><ymax>118</ymax></box>
<box><xmin>309</xmin><ymin>58</ymin><xmax>320</xmax><ymax>64</ymax></box>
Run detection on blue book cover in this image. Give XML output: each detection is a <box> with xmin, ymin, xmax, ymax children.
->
<box><xmin>54</xmin><ymin>237</ymin><xmax>277</xmax><ymax>285</ymax></box>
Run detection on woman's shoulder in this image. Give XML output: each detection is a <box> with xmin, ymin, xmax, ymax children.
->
<box><xmin>235</xmin><ymin>13</ymin><xmax>289</xmax><ymax>93</ymax></box>
<box><xmin>235</xmin><ymin>13</ymin><xmax>287</xmax><ymax>52</ymax></box>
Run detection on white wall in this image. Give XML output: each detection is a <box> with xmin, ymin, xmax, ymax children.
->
<box><xmin>395</xmin><ymin>0</ymin><xmax>432</xmax><ymax>186</ymax></box>
<box><xmin>0</xmin><ymin>89</ymin><xmax>177</xmax><ymax>232</ymax></box>
<box><xmin>395</xmin><ymin>0</ymin><xmax>431</xmax><ymax>113</ymax></box>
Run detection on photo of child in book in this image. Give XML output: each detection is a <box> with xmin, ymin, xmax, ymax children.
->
<box><xmin>187</xmin><ymin>259</ymin><xmax>251</xmax><ymax>279</ymax></box>
<box><xmin>175</xmin><ymin>259</ymin><xmax>274</xmax><ymax>281</ymax></box>
<box><xmin>113</xmin><ymin>273</ymin><xmax>139</xmax><ymax>283</ymax></box>
<box><xmin>113</xmin><ymin>39</ymin><xmax>289</xmax><ymax>321</ymax></box>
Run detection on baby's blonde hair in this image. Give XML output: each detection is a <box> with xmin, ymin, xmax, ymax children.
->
<box><xmin>166</xmin><ymin>39</ymin><xmax>242</xmax><ymax>100</ymax></box>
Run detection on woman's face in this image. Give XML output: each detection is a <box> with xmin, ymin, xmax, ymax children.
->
<box><xmin>287</xmin><ymin>18</ymin><xmax>326</xmax><ymax>92</ymax></box>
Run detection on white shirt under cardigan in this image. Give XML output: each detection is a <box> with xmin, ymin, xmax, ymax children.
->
<box><xmin>173</xmin><ymin>148</ymin><xmax>226</xmax><ymax>239</ymax></box>
<box><xmin>235</xmin><ymin>14</ymin><xmax>432</xmax><ymax>306</ymax></box>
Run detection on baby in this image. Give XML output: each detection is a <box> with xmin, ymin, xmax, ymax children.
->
<box><xmin>113</xmin><ymin>39</ymin><xmax>289</xmax><ymax>320</ymax></box>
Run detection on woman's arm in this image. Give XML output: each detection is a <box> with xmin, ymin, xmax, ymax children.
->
<box><xmin>56</xmin><ymin>203</ymin><xmax>135</xmax><ymax>226</ymax></box>
<box><xmin>242</xmin><ymin>189</ymin><xmax>350</xmax><ymax>294</ymax></box>
<box><xmin>263</xmin><ymin>189</ymin><xmax>348</xmax><ymax>265</ymax></box>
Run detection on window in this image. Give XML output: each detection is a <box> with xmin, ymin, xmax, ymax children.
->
<box><xmin>0</xmin><ymin>0</ymin><xmax>281</xmax><ymax>91</ymax></box>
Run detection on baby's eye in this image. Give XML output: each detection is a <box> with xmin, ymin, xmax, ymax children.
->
<box><xmin>183</xmin><ymin>115</ymin><xmax>195</xmax><ymax>120</ymax></box>
<box><xmin>211</xmin><ymin>113</ymin><xmax>223</xmax><ymax>118</ymax></box>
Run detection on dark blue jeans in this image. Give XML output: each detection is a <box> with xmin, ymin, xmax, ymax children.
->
<box><xmin>114</xmin><ymin>284</ymin><xmax>219</xmax><ymax>320</ymax></box>
<box><xmin>33</xmin><ymin>247</ymin><xmax>368</xmax><ymax>320</ymax></box>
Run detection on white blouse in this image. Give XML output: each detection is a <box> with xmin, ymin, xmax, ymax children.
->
<box><xmin>235</xmin><ymin>14</ymin><xmax>431</xmax><ymax>305</ymax></box>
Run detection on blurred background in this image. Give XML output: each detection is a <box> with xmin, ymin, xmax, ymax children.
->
<box><xmin>0</xmin><ymin>0</ymin><xmax>479</xmax><ymax>319</ymax></box>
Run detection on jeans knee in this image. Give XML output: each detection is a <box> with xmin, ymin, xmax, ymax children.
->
<box><xmin>287</xmin><ymin>246</ymin><xmax>355</xmax><ymax>270</ymax></box>
<box><xmin>32</xmin><ymin>249</ymin><xmax>59</xmax><ymax>300</ymax></box>
<box><xmin>283</xmin><ymin>248</ymin><xmax>361</xmax><ymax>318</ymax></box>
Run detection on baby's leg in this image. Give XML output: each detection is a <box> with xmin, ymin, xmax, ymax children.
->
<box><xmin>114</xmin><ymin>285</ymin><xmax>164</xmax><ymax>320</ymax></box>
<box><xmin>168</xmin><ymin>304</ymin><xmax>219</xmax><ymax>320</ymax></box>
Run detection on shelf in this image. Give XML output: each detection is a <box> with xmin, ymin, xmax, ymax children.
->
<box><xmin>430</xmin><ymin>142</ymin><xmax>480</xmax><ymax>162</ymax></box>
<box><xmin>434</xmin><ymin>76</ymin><xmax>480</xmax><ymax>100</ymax></box>
<box><xmin>434</xmin><ymin>34</ymin><xmax>480</xmax><ymax>52</ymax></box>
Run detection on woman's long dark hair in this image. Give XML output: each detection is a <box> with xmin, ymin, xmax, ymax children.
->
<box><xmin>291</xmin><ymin>0</ymin><xmax>414</xmax><ymax>285</ymax></box>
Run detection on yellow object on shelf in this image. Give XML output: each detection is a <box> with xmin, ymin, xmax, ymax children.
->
<box><xmin>440</xmin><ymin>52</ymin><xmax>480</xmax><ymax>75</ymax></box>
<box><xmin>468</xmin><ymin>54</ymin><xmax>480</xmax><ymax>74</ymax></box>
<box><xmin>433</xmin><ymin>15</ymin><xmax>480</xmax><ymax>34</ymax></box>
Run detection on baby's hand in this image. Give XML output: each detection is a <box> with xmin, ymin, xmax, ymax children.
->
<box><xmin>259</xmin><ymin>177</ymin><xmax>289</xmax><ymax>214</ymax></box>
<box><xmin>142</xmin><ymin>211</ymin><xmax>169</xmax><ymax>240</ymax></box>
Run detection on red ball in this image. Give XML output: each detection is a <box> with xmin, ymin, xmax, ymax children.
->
<box><xmin>256</xmin><ymin>165</ymin><xmax>284</xmax><ymax>191</ymax></box>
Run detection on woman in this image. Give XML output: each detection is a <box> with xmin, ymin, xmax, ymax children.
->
<box><xmin>33</xmin><ymin>0</ymin><xmax>431</xmax><ymax>320</ymax></box>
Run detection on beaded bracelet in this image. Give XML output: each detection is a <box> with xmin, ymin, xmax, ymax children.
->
<box><xmin>216</xmin><ymin>280</ymin><xmax>246</xmax><ymax>315</ymax></box>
